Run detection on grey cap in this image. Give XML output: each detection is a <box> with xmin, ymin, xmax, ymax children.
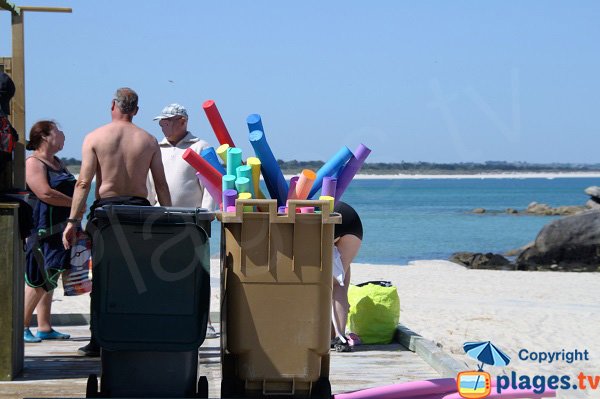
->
<box><xmin>153</xmin><ymin>103</ymin><xmax>188</xmax><ymax>120</ymax></box>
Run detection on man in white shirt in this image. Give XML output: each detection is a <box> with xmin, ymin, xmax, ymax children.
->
<box><xmin>148</xmin><ymin>103</ymin><xmax>218</xmax><ymax>338</ymax></box>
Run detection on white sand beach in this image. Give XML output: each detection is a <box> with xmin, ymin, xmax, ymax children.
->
<box><xmin>350</xmin><ymin>261</ymin><xmax>600</xmax><ymax>385</ymax></box>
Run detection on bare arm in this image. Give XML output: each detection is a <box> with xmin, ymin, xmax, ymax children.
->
<box><xmin>26</xmin><ymin>158</ymin><xmax>72</xmax><ymax>207</ymax></box>
<box><xmin>149</xmin><ymin>140</ymin><xmax>171</xmax><ymax>206</ymax></box>
<box><xmin>63</xmin><ymin>136</ymin><xmax>97</xmax><ymax>249</ymax></box>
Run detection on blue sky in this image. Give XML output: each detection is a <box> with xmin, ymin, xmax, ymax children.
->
<box><xmin>1</xmin><ymin>1</ymin><xmax>599</xmax><ymax>163</ymax></box>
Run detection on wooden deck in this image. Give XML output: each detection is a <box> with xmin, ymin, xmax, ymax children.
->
<box><xmin>0</xmin><ymin>325</ymin><xmax>440</xmax><ymax>398</ymax></box>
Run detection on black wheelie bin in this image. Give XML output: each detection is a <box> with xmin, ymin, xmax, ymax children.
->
<box><xmin>85</xmin><ymin>205</ymin><xmax>213</xmax><ymax>398</ymax></box>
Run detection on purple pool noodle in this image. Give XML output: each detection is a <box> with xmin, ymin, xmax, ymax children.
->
<box><xmin>246</xmin><ymin>114</ymin><xmax>264</xmax><ymax>133</ymax></box>
<box><xmin>200</xmin><ymin>147</ymin><xmax>226</xmax><ymax>175</ymax></box>
<box><xmin>321</xmin><ymin>177</ymin><xmax>337</xmax><ymax>198</ymax></box>
<box><xmin>248</xmin><ymin>129</ymin><xmax>288</xmax><ymax>207</ymax></box>
<box><xmin>223</xmin><ymin>189</ymin><xmax>238</xmax><ymax>210</ymax></box>
<box><xmin>287</xmin><ymin>176</ymin><xmax>299</xmax><ymax>200</ymax></box>
<box><xmin>308</xmin><ymin>146</ymin><xmax>353</xmax><ymax>198</ymax></box>
<box><xmin>334</xmin><ymin>144</ymin><xmax>371</xmax><ymax>204</ymax></box>
<box><xmin>278</xmin><ymin>206</ymin><xmax>287</xmax><ymax>214</ymax></box>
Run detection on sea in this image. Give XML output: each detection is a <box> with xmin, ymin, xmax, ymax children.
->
<box><xmin>86</xmin><ymin>177</ymin><xmax>598</xmax><ymax>265</ymax></box>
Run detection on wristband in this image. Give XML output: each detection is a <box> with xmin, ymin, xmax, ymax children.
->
<box><xmin>66</xmin><ymin>218</ymin><xmax>81</xmax><ymax>224</ymax></box>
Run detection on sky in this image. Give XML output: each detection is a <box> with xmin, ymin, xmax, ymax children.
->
<box><xmin>1</xmin><ymin>1</ymin><xmax>599</xmax><ymax>164</ymax></box>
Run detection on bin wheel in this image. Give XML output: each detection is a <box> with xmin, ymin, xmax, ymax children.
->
<box><xmin>196</xmin><ymin>376</ymin><xmax>209</xmax><ymax>398</ymax></box>
<box><xmin>311</xmin><ymin>377</ymin><xmax>332</xmax><ymax>399</ymax></box>
<box><xmin>86</xmin><ymin>374</ymin><xmax>98</xmax><ymax>398</ymax></box>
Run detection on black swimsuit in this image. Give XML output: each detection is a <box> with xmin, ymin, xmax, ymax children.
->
<box><xmin>334</xmin><ymin>201</ymin><xmax>363</xmax><ymax>240</ymax></box>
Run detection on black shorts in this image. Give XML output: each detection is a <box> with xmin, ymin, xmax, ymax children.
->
<box><xmin>334</xmin><ymin>201</ymin><xmax>363</xmax><ymax>241</ymax></box>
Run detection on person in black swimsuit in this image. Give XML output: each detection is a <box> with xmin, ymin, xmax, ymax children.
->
<box><xmin>331</xmin><ymin>201</ymin><xmax>363</xmax><ymax>352</ymax></box>
<box><xmin>24</xmin><ymin>120</ymin><xmax>74</xmax><ymax>343</ymax></box>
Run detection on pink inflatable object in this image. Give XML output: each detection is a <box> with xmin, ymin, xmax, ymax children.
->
<box><xmin>334</xmin><ymin>377</ymin><xmax>556</xmax><ymax>399</ymax></box>
<box><xmin>334</xmin><ymin>378</ymin><xmax>457</xmax><ymax>399</ymax></box>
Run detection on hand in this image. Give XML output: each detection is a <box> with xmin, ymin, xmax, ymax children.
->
<box><xmin>62</xmin><ymin>222</ymin><xmax>77</xmax><ymax>250</ymax></box>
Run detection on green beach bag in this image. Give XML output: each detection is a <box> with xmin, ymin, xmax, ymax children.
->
<box><xmin>348</xmin><ymin>281</ymin><xmax>400</xmax><ymax>344</ymax></box>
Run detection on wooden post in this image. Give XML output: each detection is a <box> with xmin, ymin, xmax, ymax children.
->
<box><xmin>0</xmin><ymin>203</ymin><xmax>24</xmax><ymax>381</ymax></box>
<box><xmin>11</xmin><ymin>11</ymin><xmax>25</xmax><ymax>190</ymax></box>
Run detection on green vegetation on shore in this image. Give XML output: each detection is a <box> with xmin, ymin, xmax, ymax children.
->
<box><xmin>61</xmin><ymin>157</ymin><xmax>600</xmax><ymax>176</ymax></box>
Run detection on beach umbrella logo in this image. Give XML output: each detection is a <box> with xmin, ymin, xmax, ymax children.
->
<box><xmin>463</xmin><ymin>341</ymin><xmax>511</xmax><ymax>370</ymax></box>
<box><xmin>456</xmin><ymin>341</ymin><xmax>511</xmax><ymax>399</ymax></box>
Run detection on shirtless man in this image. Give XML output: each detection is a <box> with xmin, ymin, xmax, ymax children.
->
<box><xmin>61</xmin><ymin>88</ymin><xmax>171</xmax><ymax>356</ymax></box>
<box><xmin>62</xmin><ymin>87</ymin><xmax>171</xmax><ymax>249</ymax></box>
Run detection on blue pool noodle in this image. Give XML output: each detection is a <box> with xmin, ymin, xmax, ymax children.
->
<box><xmin>200</xmin><ymin>147</ymin><xmax>226</xmax><ymax>175</ymax></box>
<box><xmin>308</xmin><ymin>146</ymin><xmax>353</xmax><ymax>199</ymax></box>
<box><xmin>246</xmin><ymin>114</ymin><xmax>264</xmax><ymax>134</ymax></box>
<box><xmin>248</xmin><ymin>130</ymin><xmax>288</xmax><ymax>206</ymax></box>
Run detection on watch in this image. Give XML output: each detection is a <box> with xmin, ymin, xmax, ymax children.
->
<box><xmin>66</xmin><ymin>218</ymin><xmax>81</xmax><ymax>224</ymax></box>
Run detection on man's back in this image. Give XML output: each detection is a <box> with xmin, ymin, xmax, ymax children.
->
<box><xmin>89</xmin><ymin>121</ymin><xmax>157</xmax><ymax>199</ymax></box>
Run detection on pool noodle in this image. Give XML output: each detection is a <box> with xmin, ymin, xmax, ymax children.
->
<box><xmin>333</xmin><ymin>378</ymin><xmax>457</xmax><ymax>399</ymax></box>
<box><xmin>308</xmin><ymin>146</ymin><xmax>353</xmax><ymax>199</ymax></box>
<box><xmin>236</xmin><ymin>165</ymin><xmax>254</xmax><ymax>197</ymax></box>
<box><xmin>216</xmin><ymin>143</ymin><xmax>230</xmax><ymax>165</ymax></box>
<box><xmin>223</xmin><ymin>189</ymin><xmax>237</xmax><ymax>210</ymax></box>
<box><xmin>183</xmin><ymin>148</ymin><xmax>223</xmax><ymax>201</ymax></box>
<box><xmin>287</xmin><ymin>176</ymin><xmax>299</xmax><ymax>201</ymax></box>
<box><xmin>194</xmin><ymin>172</ymin><xmax>222</xmax><ymax>208</ymax></box>
<box><xmin>235</xmin><ymin>177</ymin><xmax>251</xmax><ymax>194</ymax></box>
<box><xmin>248</xmin><ymin>129</ymin><xmax>288</xmax><ymax>207</ymax></box>
<box><xmin>246</xmin><ymin>114</ymin><xmax>264</xmax><ymax>134</ymax></box>
<box><xmin>319</xmin><ymin>195</ymin><xmax>334</xmax><ymax>214</ymax></box>
<box><xmin>200</xmin><ymin>147</ymin><xmax>226</xmax><ymax>176</ymax></box>
<box><xmin>226</xmin><ymin>147</ymin><xmax>242</xmax><ymax>176</ymax></box>
<box><xmin>334</xmin><ymin>144</ymin><xmax>371</xmax><ymax>203</ymax></box>
<box><xmin>222</xmin><ymin>174</ymin><xmax>236</xmax><ymax>191</ymax></box>
<box><xmin>246</xmin><ymin>157</ymin><xmax>266</xmax><ymax>199</ymax></box>
<box><xmin>294</xmin><ymin>169</ymin><xmax>316</xmax><ymax>200</ymax></box>
<box><xmin>321</xmin><ymin>177</ymin><xmax>337</xmax><ymax>198</ymax></box>
<box><xmin>202</xmin><ymin>100</ymin><xmax>235</xmax><ymax>147</ymax></box>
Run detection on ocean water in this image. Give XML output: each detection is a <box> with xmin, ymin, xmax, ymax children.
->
<box><xmin>86</xmin><ymin>177</ymin><xmax>597</xmax><ymax>265</ymax></box>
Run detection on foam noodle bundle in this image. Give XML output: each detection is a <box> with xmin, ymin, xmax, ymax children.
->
<box><xmin>246</xmin><ymin>114</ymin><xmax>264</xmax><ymax>134</ymax></box>
<box><xmin>248</xmin><ymin>129</ymin><xmax>288</xmax><ymax>206</ymax></box>
<box><xmin>195</xmin><ymin>173</ymin><xmax>222</xmax><ymax>208</ymax></box>
<box><xmin>222</xmin><ymin>174</ymin><xmax>236</xmax><ymax>191</ymax></box>
<box><xmin>294</xmin><ymin>169</ymin><xmax>316</xmax><ymax>200</ymax></box>
<box><xmin>335</xmin><ymin>143</ymin><xmax>371</xmax><ymax>203</ymax></box>
<box><xmin>200</xmin><ymin>147</ymin><xmax>226</xmax><ymax>175</ymax></box>
<box><xmin>287</xmin><ymin>176</ymin><xmax>299</xmax><ymax>201</ymax></box>
<box><xmin>321</xmin><ymin>177</ymin><xmax>337</xmax><ymax>198</ymax></box>
<box><xmin>308</xmin><ymin>146</ymin><xmax>353</xmax><ymax>198</ymax></box>
<box><xmin>217</xmin><ymin>143</ymin><xmax>230</xmax><ymax>165</ymax></box>
<box><xmin>223</xmin><ymin>189</ymin><xmax>237</xmax><ymax>210</ymax></box>
<box><xmin>202</xmin><ymin>100</ymin><xmax>235</xmax><ymax>147</ymax></box>
<box><xmin>226</xmin><ymin>148</ymin><xmax>242</xmax><ymax>176</ymax></box>
<box><xmin>236</xmin><ymin>165</ymin><xmax>254</xmax><ymax>197</ymax></box>
<box><xmin>246</xmin><ymin>157</ymin><xmax>265</xmax><ymax>199</ymax></box>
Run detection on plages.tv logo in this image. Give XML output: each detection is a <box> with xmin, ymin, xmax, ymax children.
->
<box><xmin>457</xmin><ymin>341</ymin><xmax>511</xmax><ymax>399</ymax></box>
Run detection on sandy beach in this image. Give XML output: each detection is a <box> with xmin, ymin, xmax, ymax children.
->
<box><xmin>350</xmin><ymin>261</ymin><xmax>600</xmax><ymax>384</ymax></box>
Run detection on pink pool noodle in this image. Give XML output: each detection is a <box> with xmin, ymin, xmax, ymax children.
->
<box><xmin>183</xmin><ymin>148</ymin><xmax>223</xmax><ymax>202</ymax></box>
<box><xmin>335</xmin><ymin>144</ymin><xmax>371</xmax><ymax>203</ymax></box>
<box><xmin>195</xmin><ymin>172</ymin><xmax>222</xmax><ymax>207</ymax></box>
<box><xmin>294</xmin><ymin>169</ymin><xmax>316</xmax><ymax>200</ymax></box>
<box><xmin>334</xmin><ymin>378</ymin><xmax>457</xmax><ymax>399</ymax></box>
<box><xmin>287</xmin><ymin>176</ymin><xmax>299</xmax><ymax>200</ymax></box>
<box><xmin>202</xmin><ymin>100</ymin><xmax>235</xmax><ymax>147</ymax></box>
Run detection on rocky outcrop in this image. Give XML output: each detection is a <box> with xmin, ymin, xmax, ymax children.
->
<box><xmin>516</xmin><ymin>210</ymin><xmax>600</xmax><ymax>272</ymax></box>
<box><xmin>449</xmin><ymin>252</ymin><xmax>513</xmax><ymax>270</ymax></box>
<box><xmin>585</xmin><ymin>186</ymin><xmax>600</xmax><ymax>209</ymax></box>
<box><xmin>524</xmin><ymin>202</ymin><xmax>585</xmax><ymax>216</ymax></box>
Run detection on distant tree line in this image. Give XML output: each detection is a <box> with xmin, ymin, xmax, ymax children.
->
<box><xmin>61</xmin><ymin>157</ymin><xmax>600</xmax><ymax>175</ymax></box>
<box><xmin>278</xmin><ymin>160</ymin><xmax>600</xmax><ymax>174</ymax></box>
<box><xmin>60</xmin><ymin>157</ymin><xmax>81</xmax><ymax>166</ymax></box>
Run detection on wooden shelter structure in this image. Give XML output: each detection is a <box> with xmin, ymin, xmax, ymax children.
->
<box><xmin>0</xmin><ymin>0</ymin><xmax>71</xmax><ymax>381</ymax></box>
